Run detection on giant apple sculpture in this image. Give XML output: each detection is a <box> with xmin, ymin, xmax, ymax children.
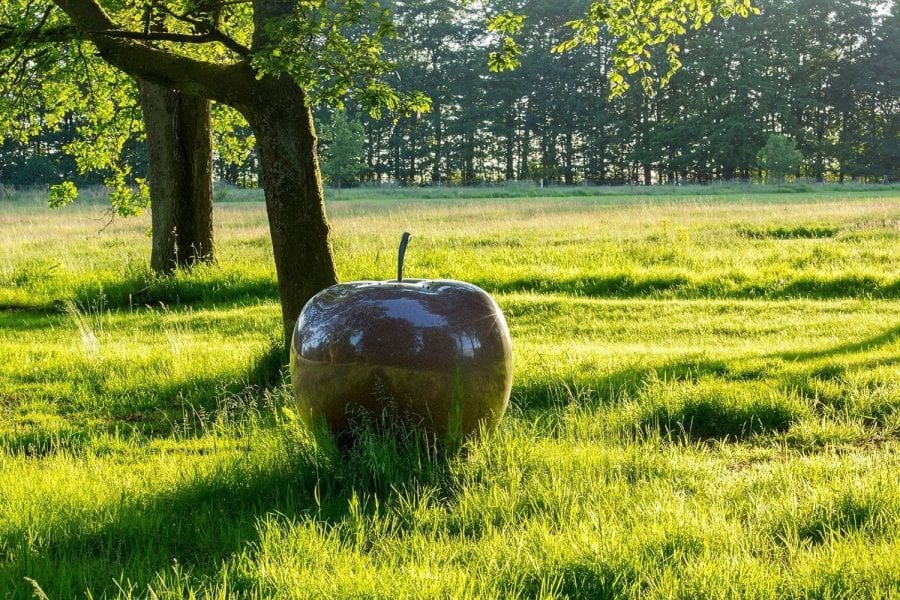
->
<box><xmin>290</xmin><ymin>232</ymin><xmax>512</xmax><ymax>446</ymax></box>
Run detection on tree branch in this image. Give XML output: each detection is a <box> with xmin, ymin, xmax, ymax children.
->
<box><xmin>0</xmin><ymin>25</ymin><xmax>78</xmax><ymax>53</ymax></box>
<box><xmin>203</xmin><ymin>29</ymin><xmax>251</xmax><ymax>57</ymax></box>
<box><xmin>155</xmin><ymin>4</ymin><xmax>251</xmax><ymax>57</ymax></box>
<box><xmin>50</xmin><ymin>0</ymin><xmax>255</xmax><ymax>106</ymax></box>
<box><xmin>0</xmin><ymin>6</ymin><xmax>77</xmax><ymax>77</ymax></box>
<box><xmin>90</xmin><ymin>29</ymin><xmax>218</xmax><ymax>44</ymax></box>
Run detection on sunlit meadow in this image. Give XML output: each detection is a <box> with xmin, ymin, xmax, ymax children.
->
<box><xmin>0</xmin><ymin>185</ymin><xmax>898</xmax><ymax>598</ymax></box>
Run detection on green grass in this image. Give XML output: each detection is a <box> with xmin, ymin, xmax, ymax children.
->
<box><xmin>0</xmin><ymin>190</ymin><xmax>898</xmax><ymax>598</ymax></box>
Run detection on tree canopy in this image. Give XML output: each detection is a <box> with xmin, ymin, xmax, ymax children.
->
<box><xmin>0</xmin><ymin>0</ymin><xmax>758</xmax><ymax>195</ymax></box>
<box><xmin>1</xmin><ymin>0</ymin><xmax>760</xmax><ymax>339</ymax></box>
<box><xmin>320</xmin><ymin>110</ymin><xmax>367</xmax><ymax>189</ymax></box>
<box><xmin>5</xmin><ymin>0</ymin><xmax>893</xmax><ymax>190</ymax></box>
<box><xmin>332</xmin><ymin>0</ymin><xmax>898</xmax><ymax>186</ymax></box>
<box><xmin>758</xmin><ymin>134</ymin><xmax>803</xmax><ymax>183</ymax></box>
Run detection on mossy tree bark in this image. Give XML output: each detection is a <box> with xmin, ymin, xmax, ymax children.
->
<box><xmin>139</xmin><ymin>81</ymin><xmax>214</xmax><ymax>275</ymax></box>
<box><xmin>52</xmin><ymin>0</ymin><xmax>340</xmax><ymax>342</ymax></box>
<box><xmin>242</xmin><ymin>76</ymin><xmax>338</xmax><ymax>342</ymax></box>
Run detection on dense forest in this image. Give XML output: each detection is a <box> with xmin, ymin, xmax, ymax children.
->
<box><xmin>1</xmin><ymin>0</ymin><xmax>897</xmax><ymax>188</ymax></box>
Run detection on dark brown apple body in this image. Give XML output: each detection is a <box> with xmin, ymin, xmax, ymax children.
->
<box><xmin>290</xmin><ymin>279</ymin><xmax>512</xmax><ymax>444</ymax></box>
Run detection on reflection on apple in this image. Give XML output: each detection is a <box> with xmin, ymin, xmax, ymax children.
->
<box><xmin>290</xmin><ymin>232</ymin><xmax>512</xmax><ymax>446</ymax></box>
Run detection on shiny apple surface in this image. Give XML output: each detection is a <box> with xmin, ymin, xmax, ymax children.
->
<box><xmin>290</xmin><ymin>279</ymin><xmax>512</xmax><ymax>444</ymax></box>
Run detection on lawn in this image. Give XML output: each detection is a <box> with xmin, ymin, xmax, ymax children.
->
<box><xmin>0</xmin><ymin>187</ymin><xmax>898</xmax><ymax>598</ymax></box>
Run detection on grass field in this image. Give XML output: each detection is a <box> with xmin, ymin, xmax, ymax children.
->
<box><xmin>1</xmin><ymin>187</ymin><xmax>898</xmax><ymax>598</ymax></box>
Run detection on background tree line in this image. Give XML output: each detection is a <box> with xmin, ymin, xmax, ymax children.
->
<box><xmin>2</xmin><ymin>0</ymin><xmax>897</xmax><ymax>189</ymax></box>
<box><xmin>348</xmin><ymin>0</ymin><xmax>898</xmax><ymax>185</ymax></box>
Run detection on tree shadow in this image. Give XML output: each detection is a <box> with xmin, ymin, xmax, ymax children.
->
<box><xmin>99</xmin><ymin>342</ymin><xmax>291</xmax><ymax>439</ymax></box>
<box><xmin>486</xmin><ymin>274</ymin><xmax>691</xmax><ymax>299</ymax></box>
<box><xmin>0</xmin><ymin>300</ymin><xmax>57</xmax><ymax>312</ymax></box>
<box><xmin>512</xmin><ymin>323</ymin><xmax>900</xmax><ymax>413</ymax></box>
<box><xmin>773</xmin><ymin>325</ymin><xmax>900</xmax><ymax>362</ymax></box>
<box><xmin>1</xmin><ymin>450</ymin><xmax>322</xmax><ymax>597</ymax></box>
<box><xmin>769</xmin><ymin>275</ymin><xmax>898</xmax><ymax>300</ymax></box>
<box><xmin>8</xmin><ymin>271</ymin><xmax>898</xmax><ymax>314</ymax></box>
<box><xmin>0</xmin><ymin>310</ymin><xmax>66</xmax><ymax>331</ymax></box>
<box><xmin>480</xmin><ymin>274</ymin><xmax>900</xmax><ymax>301</ymax></box>
<box><xmin>0</xmin><ymin>333</ymin><xmax>291</xmax><ymax>455</ymax></box>
<box><xmin>245</xmin><ymin>337</ymin><xmax>290</xmax><ymax>391</ymax></box>
<box><xmin>1</xmin><ymin>271</ymin><xmax>279</xmax><ymax>315</ymax></box>
<box><xmin>511</xmin><ymin>356</ymin><xmax>752</xmax><ymax>411</ymax></box>
<box><xmin>72</xmin><ymin>273</ymin><xmax>279</xmax><ymax>311</ymax></box>
<box><xmin>0</xmin><ymin>423</ymin><xmax>454</xmax><ymax>597</ymax></box>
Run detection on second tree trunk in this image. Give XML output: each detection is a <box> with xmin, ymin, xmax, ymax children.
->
<box><xmin>140</xmin><ymin>81</ymin><xmax>214</xmax><ymax>274</ymax></box>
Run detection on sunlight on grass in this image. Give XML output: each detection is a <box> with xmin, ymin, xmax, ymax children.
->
<box><xmin>0</xmin><ymin>191</ymin><xmax>898</xmax><ymax>597</ymax></box>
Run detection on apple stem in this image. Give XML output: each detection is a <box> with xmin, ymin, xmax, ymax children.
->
<box><xmin>397</xmin><ymin>232</ymin><xmax>412</xmax><ymax>282</ymax></box>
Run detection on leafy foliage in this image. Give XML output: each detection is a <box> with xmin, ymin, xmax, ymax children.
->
<box><xmin>47</xmin><ymin>180</ymin><xmax>77</xmax><ymax>207</ymax></box>
<box><xmin>0</xmin><ymin>1</ymin><xmax>147</xmax><ymax>213</ymax></box>
<box><xmin>3</xmin><ymin>0</ymin><xmax>894</xmax><ymax>192</ymax></box>
<box><xmin>757</xmin><ymin>134</ymin><xmax>804</xmax><ymax>183</ymax></box>
<box><xmin>212</xmin><ymin>103</ymin><xmax>256</xmax><ymax>184</ymax></box>
<box><xmin>479</xmin><ymin>0</ymin><xmax>754</xmax><ymax>92</ymax></box>
<box><xmin>486</xmin><ymin>11</ymin><xmax>525</xmax><ymax>72</ymax></box>
<box><xmin>0</xmin><ymin>0</ymin><xmax>757</xmax><ymax>202</ymax></box>
<box><xmin>341</xmin><ymin>0</ymin><xmax>896</xmax><ymax>186</ymax></box>
<box><xmin>250</xmin><ymin>0</ymin><xmax>429</xmax><ymax>117</ymax></box>
<box><xmin>319</xmin><ymin>110</ymin><xmax>368</xmax><ymax>188</ymax></box>
<box><xmin>0</xmin><ymin>0</ymin><xmax>429</xmax><ymax>209</ymax></box>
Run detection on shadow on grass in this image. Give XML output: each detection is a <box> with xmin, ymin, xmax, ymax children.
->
<box><xmin>771</xmin><ymin>275</ymin><xmax>899</xmax><ymax>300</ymax></box>
<box><xmin>482</xmin><ymin>274</ymin><xmax>900</xmax><ymax>300</ymax></box>
<box><xmin>0</xmin><ymin>339</ymin><xmax>291</xmax><ymax>458</ymax></box>
<box><xmin>774</xmin><ymin>325</ymin><xmax>900</xmax><ymax>362</ymax></box>
<box><xmin>511</xmin><ymin>356</ymin><xmax>756</xmax><ymax>412</ymax></box>
<box><xmin>246</xmin><ymin>339</ymin><xmax>290</xmax><ymax>391</ymax></box>
<box><xmin>795</xmin><ymin>493</ymin><xmax>887</xmax><ymax>544</ymax></box>
<box><xmin>632</xmin><ymin>386</ymin><xmax>800</xmax><ymax>442</ymax></box>
<box><xmin>0</xmin><ymin>422</ymin><xmax>454</xmax><ymax>598</ymax></box>
<box><xmin>0</xmin><ymin>423</ymin><xmax>91</xmax><ymax>460</ymax></box>
<box><xmin>7</xmin><ymin>270</ymin><xmax>898</xmax><ymax>317</ymax></box>
<box><xmin>0</xmin><ymin>310</ymin><xmax>66</xmax><ymax>331</ymax></box>
<box><xmin>487</xmin><ymin>275</ymin><xmax>691</xmax><ymax>299</ymax></box>
<box><xmin>503</xmin><ymin>560</ymin><xmax>641</xmax><ymax>599</ymax></box>
<box><xmin>0</xmin><ymin>300</ymin><xmax>58</xmax><ymax>312</ymax></box>
<box><xmin>736</xmin><ymin>224</ymin><xmax>841</xmax><ymax>239</ymax></box>
<box><xmin>511</xmin><ymin>321</ymin><xmax>900</xmax><ymax>414</ymax></box>
<box><xmin>510</xmin><ymin>357</ymin><xmax>799</xmax><ymax>442</ymax></box>
<box><xmin>1</xmin><ymin>270</ymin><xmax>279</xmax><ymax>314</ymax></box>
<box><xmin>768</xmin><ymin>487</ymin><xmax>893</xmax><ymax>547</ymax></box>
<box><xmin>71</xmin><ymin>272</ymin><xmax>279</xmax><ymax>311</ymax></box>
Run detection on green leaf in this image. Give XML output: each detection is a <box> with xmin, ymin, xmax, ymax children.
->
<box><xmin>48</xmin><ymin>182</ymin><xmax>78</xmax><ymax>209</ymax></box>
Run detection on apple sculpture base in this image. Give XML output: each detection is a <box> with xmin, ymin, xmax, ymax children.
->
<box><xmin>290</xmin><ymin>234</ymin><xmax>512</xmax><ymax>447</ymax></box>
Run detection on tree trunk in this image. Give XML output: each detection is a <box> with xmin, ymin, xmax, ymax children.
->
<box><xmin>504</xmin><ymin>107</ymin><xmax>515</xmax><ymax>181</ymax></box>
<box><xmin>140</xmin><ymin>81</ymin><xmax>214</xmax><ymax>274</ymax></box>
<box><xmin>242</xmin><ymin>77</ymin><xmax>338</xmax><ymax>342</ymax></box>
<box><xmin>392</xmin><ymin>135</ymin><xmax>402</xmax><ymax>183</ymax></box>
<box><xmin>520</xmin><ymin>119</ymin><xmax>531</xmax><ymax>181</ymax></box>
<box><xmin>564</xmin><ymin>131</ymin><xmax>575</xmax><ymax>185</ymax></box>
<box><xmin>431</xmin><ymin>102</ymin><xmax>442</xmax><ymax>184</ymax></box>
<box><xmin>594</xmin><ymin>141</ymin><xmax>606</xmax><ymax>183</ymax></box>
<box><xmin>50</xmin><ymin>0</ymin><xmax>338</xmax><ymax>343</ymax></box>
<box><xmin>409</xmin><ymin>113</ymin><xmax>418</xmax><ymax>183</ymax></box>
<box><xmin>463</xmin><ymin>130</ymin><xmax>475</xmax><ymax>184</ymax></box>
